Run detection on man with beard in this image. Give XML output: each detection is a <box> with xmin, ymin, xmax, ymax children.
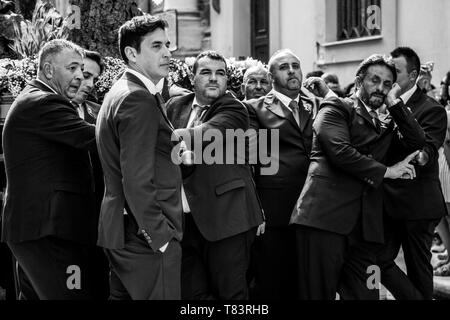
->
<box><xmin>375</xmin><ymin>47</ymin><xmax>447</xmax><ymax>300</ymax></box>
<box><xmin>1</xmin><ymin>39</ymin><xmax>97</xmax><ymax>299</ymax></box>
<box><xmin>290</xmin><ymin>54</ymin><xmax>426</xmax><ymax>300</ymax></box>
<box><xmin>241</xmin><ymin>65</ymin><xmax>272</xmax><ymax>101</ymax></box>
<box><xmin>246</xmin><ymin>49</ymin><xmax>335</xmax><ymax>299</ymax></box>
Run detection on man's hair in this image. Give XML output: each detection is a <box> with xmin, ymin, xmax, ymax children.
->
<box><xmin>192</xmin><ymin>50</ymin><xmax>227</xmax><ymax>75</ymax></box>
<box><xmin>118</xmin><ymin>14</ymin><xmax>168</xmax><ymax>64</ymax></box>
<box><xmin>38</xmin><ymin>39</ymin><xmax>83</xmax><ymax>71</ymax></box>
<box><xmin>243</xmin><ymin>64</ymin><xmax>269</xmax><ymax>83</ymax></box>
<box><xmin>268</xmin><ymin>49</ymin><xmax>301</xmax><ymax>73</ymax></box>
<box><xmin>390</xmin><ymin>47</ymin><xmax>421</xmax><ymax>77</ymax></box>
<box><xmin>355</xmin><ymin>54</ymin><xmax>397</xmax><ymax>83</ymax></box>
<box><xmin>306</xmin><ymin>70</ymin><xmax>324</xmax><ymax>79</ymax></box>
<box><xmin>84</xmin><ymin>50</ymin><xmax>105</xmax><ymax>75</ymax></box>
<box><xmin>322</xmin><ymin>73</ymin><xmax>339</xmax><ymax>84</ymax></box>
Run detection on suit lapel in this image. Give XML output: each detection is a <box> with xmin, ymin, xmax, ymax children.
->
<box><xmin>298</xmin><ymin>96</ymin><xmax>314</xmax><ymax>132</ymax></box>
<box><xmin>173</xmin><ymin>93</ymin><xmax>194</xmax><ymax>129</ymax></box>
<box><xmin>354</xmin><ymin>97</ymin><xmax>379</xmax><ymax>131</ymax></box>
<box><xmin>122</xmin><ymin>71</ymin><xmax>175</xmax><ymax>130</ymax></box>
<box><xmin>404</xmin><ymin>88</ymin><xmax>422</xmax><ymax>113</ymax></box>
<box><xmin>264</xmin><ymin>92</ymin><xmax>301</xmax><ymax>132</ymax></box>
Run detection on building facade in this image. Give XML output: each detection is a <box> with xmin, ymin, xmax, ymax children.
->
<box><xmin>210</xmin><ymin>0</ymin><xmax>450</xmax><ymax>88</ymax></box>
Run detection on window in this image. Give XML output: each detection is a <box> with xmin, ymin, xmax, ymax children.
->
<box><xmin>337</xmin><ymin>0</ymin><xmax>381</xmax><ymax>41</ymax></box>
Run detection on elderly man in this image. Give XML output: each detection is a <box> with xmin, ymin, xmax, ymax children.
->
<box><xmin>1</xmin><ymin>39</ymin><xmax>97</xmax><ymax>299</ymax></box>
<box><xmin>241</xmin><ymin>65</ymin><xmax>272</xmax><ymax>101</ymax></box>
<box><xmin>246</xmin><ymin>49</ymin><xmax>335</xmax><ymax>299</ymax></box>
<box><xmin>291</xmin><ymin>54</ymin><xmax>426</xmax><ymax>300</ymax></box>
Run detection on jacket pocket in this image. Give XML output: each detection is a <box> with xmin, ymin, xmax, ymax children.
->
<box><xmin>215</xmin><ymin>179</ymin><xmax>246</xmax><ymax>196</ymax></box>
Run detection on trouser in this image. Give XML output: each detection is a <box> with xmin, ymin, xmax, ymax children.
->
<box><xmin>250</xmin><ymin>225</ymin><xmax>298</xmax><ymax>300</ymax></box>
<box><xmin>106</xmin><ymin>214</ymin><xmax>181</xmax><ymax>300</ymax></box>
<box><xmin>294</xmin><ymin>223</ymin><xmax>380</xmax><ymax>300</ymax></box>
<box><xmin>181</xmin><ymin>213</ymin><xmax>255</xmax><ymax>300</ymax></box>
<box><xmin>376</xmin><ymin>216</ymin><xmax>441</xmax><ymax>300</ymax></box>
<box><xmin>8</xmin><ymin>236</ymin><xmax>95</xmax><ymax>300</ymax></box>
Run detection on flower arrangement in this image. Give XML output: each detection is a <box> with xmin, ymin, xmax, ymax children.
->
<box><xmin>0</xmin><ymin>55</ymin><xmax>266</xmax><ymax>101</ymax></box>
<box><xmin>0</xmin><ymin>56</ymin><xmax>37</xmax><ymax>97</ymax></box>
<box><xmin>95</xmin><ymin>56</ymin><xmax>126</xmax><ymax>102</ymax></box>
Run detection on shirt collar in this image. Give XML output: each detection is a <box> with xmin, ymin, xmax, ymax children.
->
<box><xmin>126</xmin><ymin>68</ymin><xmax>164</xmax><ymax>95</ymax></box>
<box><xmin>358</xmin><ymin>97</ymin><xmax>378</xmax><ymax>116</ymax></box>
<box><xmin>272</xmin><ymin>89</ymin><xmax>300</xmax><ymax>112</ymax></box>
<box><xmin>192</xmin><ymin>97</ymin><xmax>209</xmax><ymax>109</ymax></box>
<box><xmin>35</xmin><ymin>79</ymin><xmax>58</xmax><ymax>95</ymax></box>
<box><xmin>400</xmin><ymin>84</ymin><xmax>418</xmax><ymax>104</ymax></box>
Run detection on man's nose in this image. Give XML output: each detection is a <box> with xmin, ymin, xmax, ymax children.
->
<box><xmin>163</xmin><ymin>45</ymin><xmax>172</xmax><ymax>59</ymax></box>
<box><xmin>74</xmin><ymin>67</ymin><xmax>83</xmax><ymax>81</ymax></box>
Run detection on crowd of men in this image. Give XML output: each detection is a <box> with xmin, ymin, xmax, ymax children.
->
<box><xmin>0</xmin><ymin>14</ymin><xmax>447</xmax><ymax>300</ymax></box>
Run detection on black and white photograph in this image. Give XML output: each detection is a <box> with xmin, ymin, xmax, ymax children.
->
<box><xmin>0</xmin><ymin>0</ymin><xmax>450</xmax><ymax>313</ymax></box>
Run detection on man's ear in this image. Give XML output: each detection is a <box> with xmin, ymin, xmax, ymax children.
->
<box><xmin>124</xmin><ymin>46</ymin><xmax>138</xmax><ymax>63</ymax></box>
<box><xmin>42</xmin><ymin>62</ymin><xmax>53</xmax><ymax>80</ymax></box>
<box><xmin>410</xmin><ymin>69</ymin><xmax>419</xmax><ymax>82</ymax></box>
<box><xmin>241</xmin><ymin>83</ymin><xmax>246</xmax><ymax>97</ymax></box>
<box><xmin>355</xmin><ymin>76</ymin><xmax>363</xmax><ymax>89</ymax></box>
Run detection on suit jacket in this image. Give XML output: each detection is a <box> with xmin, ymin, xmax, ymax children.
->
<box><xmin>96</xmin><ymin>71</ymin><xmax>183</xmax><ymax>251</ymax></box>
<box><xmin>384</xmin><ymin>88</ymin><xmax>448</xmax><ymax>220</ymax></box>
<box><xmin>166</xmin><ymin>92</ymin><xmax>264</xmax><ymax>242</ymax></box>
<box><xmin>1</xmin><ymin>80</ymin><xmax>97</xmax><ymax>245</ymax></box>
<box><xmin>290</xmin><ymin>95</ymin><xmax>426</xmax><ymax>243</ymax></box>
<box><xmin>246</xmin><ymin>89</ymin><xmax>316</xmax><ymax>227</ymax></box>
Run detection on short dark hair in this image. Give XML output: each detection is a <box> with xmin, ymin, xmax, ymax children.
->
<box><xmin>38</xmin><ymin>39</ymin><xmax>83</xmax><ymax>71</ymax></box>
<box><xmin>390</xmin><ymin>47</ymin><xmax>421</xmax><ymax>77</ymax></box>
<box><xmin>306</xmin><ymin>70</ymin><xmax>324</xmax><ymax>79</ymax></box>
<box><xmin>356</xmin><ymin>54</ymin><xmax>397</xmax><ymax>84</ymax></box>
<box><xmin>84</xmin><ymin>50</ymin><xmax>104</xmax><ymax>75</ymax></box>
<box><xmin>192</xmin><ymin>50</ymin><xmax>227</xmax><ymax>75</ymax></box>
<box><xmin>322</xmin><ymin>73</ymin><xmax>339</xmax><ymax>84</ymax></box>
<box><xmin>118</xmin><ymin>14</ymin><xmax>168</xmax><ymax>64</ymax></box>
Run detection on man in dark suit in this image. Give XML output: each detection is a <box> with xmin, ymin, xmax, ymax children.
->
<box><xmin>166</xmin><ymin>50</ymin><xmax>264</xmax><ymax>300</ymax></box>
<box><xmin>245</xmin><ymin>49</ymin><xmax>335</xmax><ymax>299</ymax></box>
<box><xmin>1</xmin><ymin>39</ymin><xmax>97</xmax><ymax>299</ymax></box>
<box><xmin>290</xmin><ymin>54</ymin><xmax>426</xmax><ymax>300</ymax></box>
<box><xmin>96</xmin><ymin>15</ymin><xmax>183</xmax><ymax>300</ymax></box>
<box><xmin>375</xmin><ymin>47</ymin><xmax>448</xmax><ymax>300</ymax></box>
<box><xmin>71</xmin><ymin>50</ymin><xmax>109</xmax><ymax>300</ymax></box>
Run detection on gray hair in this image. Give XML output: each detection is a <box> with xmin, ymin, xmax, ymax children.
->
<box><xmin>38</xmin><ymin>39</ymin><xmax>84</xmax><ymax>71</ymax></box>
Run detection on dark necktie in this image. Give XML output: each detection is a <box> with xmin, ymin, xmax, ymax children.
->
<box><xmin>155</xmin><ymin>92</ymin><xmax>166</xmax><ymax>115</ymax></box>
<box><xmin>369</xmin><ymin>109</ymin><xmax>381</xmax><ymax>132</ymax></box>
<box><xmin>189</xmin><ymin>104</ymin><xmax>209</xmax><ymax>128</ymax></box>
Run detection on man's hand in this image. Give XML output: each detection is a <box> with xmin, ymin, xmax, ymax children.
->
<box><xmin>385</xmin><ymin>83</ymin><xmax>403</xmax><ymax>107</ymax></box>
<box><xmin>256</xmin><ymin>222</ymin><xmax>266</xmax><ymax>236</ymax></box>
<box><xmin>303</xmin><ymin>77</ymin><xmax>330</xmax><ymax>98</ymax></box>
<box><xmin>169</xmin><ymin>85</ymin><xmax>192</xmax><ymax>98</ymax></box>
<box><xmin>384</xmin><ymin>150</ymin><xmax>420</xmax><ymax>179</ymax></box>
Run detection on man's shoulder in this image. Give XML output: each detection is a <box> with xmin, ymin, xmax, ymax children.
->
<box><xmin>320</xmin><ymin>95</ymin><xmax>355</xmax><ymax>113</ymax></box>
